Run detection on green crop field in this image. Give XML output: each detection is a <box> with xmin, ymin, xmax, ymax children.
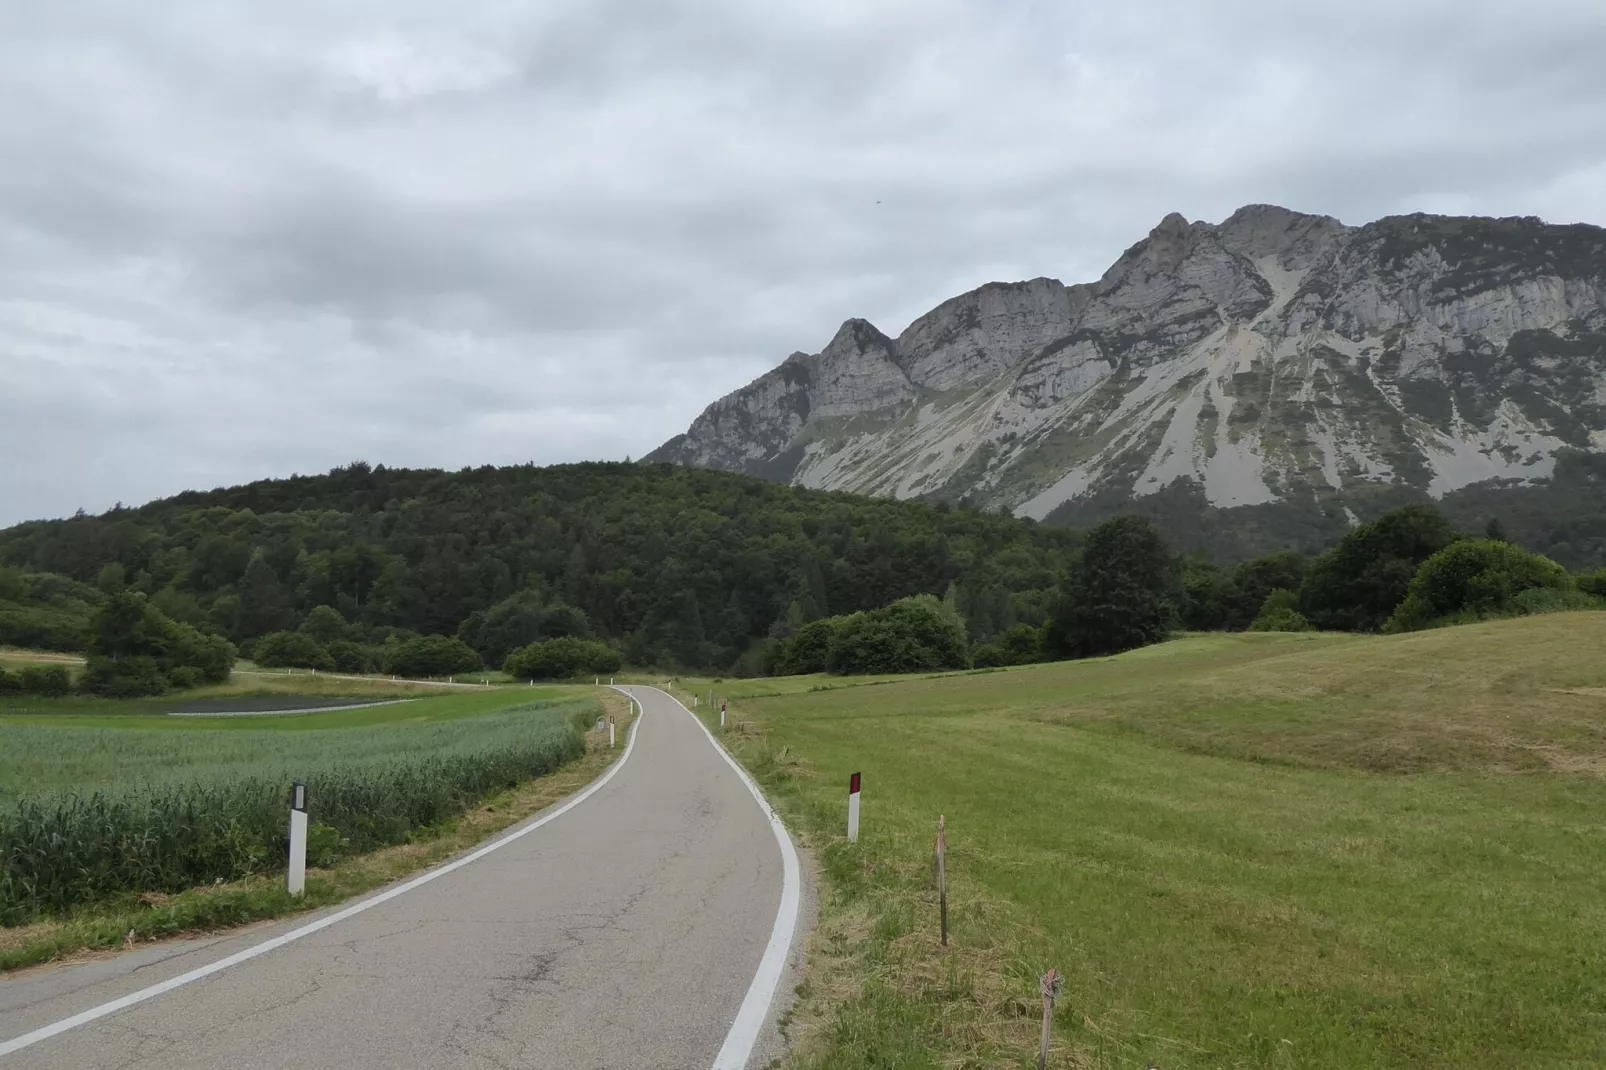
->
<box><xmin>0</xmin><ymin>685</ymin><xmax>605</xmax><ymax>923</ymax></box>
<box><xmin>693</xmin><ymin>613</ymin><xmax>1606</xmax><ymax>1069</ymax></box>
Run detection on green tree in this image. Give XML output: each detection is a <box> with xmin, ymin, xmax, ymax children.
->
<box><xmin>18</xmin><ymin>665</ymin><xmax>72</xmax><ymax>696</ymax></box>
<box><xmin>1046</xmin><ymin>516</ymin><xmax>1174</xmax><ymax>658</ymax></box>
<box><xmin>1249</xmin><ymin>589</ymin><xmax>1313</xmax><ymax>632</ymax></box>
<box><xmin>96</xmin><ymin>562</ymin><xmax>127</xmax><ymax>596</ymax></box>
<box><xmin>236</xmin><ymin>550</ymin><xmax>292</xmax><ymax>639</ymax></box>
<box><xmin>504</xmin><ymin>636</ymin><xmax>621</xmax><ymax>680</ymax></box>
<box><xmin>1300</xmin><ymin>505</ymin><xmax>1459</xmax><ymax>631</ymax></box>
<box><xmin>299</xmin><ymin>604</ymin><xmax>352</xmax><ymax>646</ymax></box>
<box><xmin>825</xmin><ymin>595</ymin><xmax>969</xmax><ymax>675</ymax></box>
<box><xmin>380</xmin><ymin>634</ymin><xmax>481</xmax><ymax>677</ymax></box>
<box><xmin>1385</xmin><ymin>539</ymin><xmax>1570</xmax><ymax>631</ymax></box>
<box><xmin>971</xmin><ymin>622</ymin><xmax>1044</xmax><ymax>667</ymax></box>
<box><xmin>253</xmin><ymin>630</ymin><xmax>334</xmax><ymax>670</ymax></box>
<box><xmin>82</xmin><ymin>590</ymin><xmax>235</xmax><ymax>695</ymax></box>
<box><xmin>783</xmin><ymin>617</ymin><xmax>844</xmax><ymax>675</ymax></box>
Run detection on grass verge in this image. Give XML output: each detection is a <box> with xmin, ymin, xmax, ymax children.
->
<box><xmin>0</xmin><ymin>691</ymin><xmax>635</xmax><ymax>973</ymax></box>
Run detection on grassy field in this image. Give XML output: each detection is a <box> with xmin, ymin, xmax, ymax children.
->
<box><xmin>685</xmin><ymin>613</ymin><xmax>1606</xmax><ymax>1069</ymax></box>
<box><xmin>0</xmin><ymin>690</ymin><xmax>591</xmax><ymax>801</ymax></box>
<box><xmin>2</xmin><ymin>690</ymin><xmax>636</xmax><ymax>970</ymax></box>
<box><xmin>0</xmin><ymin>681</ymin><xmax>613</xmax><ymax>924</ymax></box>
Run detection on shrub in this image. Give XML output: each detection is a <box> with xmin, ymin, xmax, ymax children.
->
<box><xmin>503</xmin><ymin>636</ymin><xmax>621</xmax><ymax>681</ymax></box>
<box><xmin>0</xmin><ymin>668</ymin><xmax>21</xmax><ymax>694</ymax></box>
<box><xmin>253</xmin><ymin>630</ymin><xmax>335</xmax><ymax>671</ymax></box>
<box><xmin>81</xmin><ymin>591</ymin><xmax>236</xmax><ymax>695</ymax></box>
<box><xmin>298</xmin><ymin>605</ymin><xmax>352</xmax><ymax>647</ymax></box>
<box><xmin>381</xmin><ymin>635</ymin><xmax>482</xmax><ymax>678</ymax></box>
<box><xmin>325</xmin><ymin>640</ymin><xmax>376</xmax><ymax>674</ymax></box>
<box><xmin>0</xmin><ymin>603</ymin><xmax>93</xmax><ymax>653</ymax></box>
<box><xmin>826</xmin><ymin>595</ymin><xmax>970</xmax><ymax>675</ymax></box>
<box><xmin>18</xmin><ymin>665</ymin><xmax>72</xmax><ymax>696</ymax></box>
<box><xmin>80</xmin><ymin>655</ymin><xmax>168</xmax><ymax>697</ymax></box>
<box><xmin>1385</xmin><ymin>539</ymin><xmax>1570</xmax><ymax>632</ymax></box>
<box><xmin>166</xmin><ymin>666</ymin><xmax>202</xmax><ymax>689</ymax></box>
<box><xmin>1510</xmin><ymin>586</ymin><xmax>1606</xmax><ymax>615</ymax></box>
<box><xmin>1577</xmin><ymin>569</ymin><xmax>1606</xmax><ymax>599</ymax></box>
<box><xmin>783</xmin><ymin>618</ymin><xmax>845</xmax><ymax>675</ymax></box>
<box><xmin>1301</xmin><ymin>505</ymin><xmax>1458</xmax><ymax>631</ymax></box>
<box><xmin>1249</xmin><ymin>589</ymin><xmax>1314</xmax><ymax>632</ymax></box>
<box><xmin>971</xmin><ymin>623</ymin><xmax>1045</xmax><ymax>667</ymax></box>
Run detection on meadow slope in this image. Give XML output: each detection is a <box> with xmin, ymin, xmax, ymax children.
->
<box><xmin>698</xmin><ymin>614</ymin><xmax>1606</xmax><ymax>1069</ymax></box>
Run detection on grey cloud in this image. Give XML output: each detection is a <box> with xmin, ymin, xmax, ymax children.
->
<box><xmin>3</xmin><ymin>0</ymin><xmax>1605</xmax><ymax>524</ymax></box>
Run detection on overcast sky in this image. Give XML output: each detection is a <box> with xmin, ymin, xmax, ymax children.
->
<box><xmin>3</xmin><ymin>0</ymin><xmax>1604</xmax><ymax>525</ymax></box>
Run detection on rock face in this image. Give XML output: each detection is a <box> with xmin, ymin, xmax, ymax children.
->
<box><xmin>648</xmin><ymin>205</ymin><xmax>1606</xmax><ymax>552</ymax></box>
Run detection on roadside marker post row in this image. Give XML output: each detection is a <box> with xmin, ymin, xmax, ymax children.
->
<box><xmin>847</xmin><ymin>771</ymin><xmax>861</xmax><ymax>843</ymax></box>
<box><xmin>287</xmin><ymin>781</ymin><xmax>308</xmax><ymax>897</ymax></box>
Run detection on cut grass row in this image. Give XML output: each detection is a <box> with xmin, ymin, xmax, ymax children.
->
<box><xmin>685</xmin><ymin>614</ymin><xmax>1606</xmax><ymax>1069</ymax></box>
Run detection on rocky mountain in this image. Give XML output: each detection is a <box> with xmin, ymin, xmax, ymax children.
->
<box><xmin>647</xmin><ymin>206</ymin><xmax>1606</xmax><ymax>560</ymax></box>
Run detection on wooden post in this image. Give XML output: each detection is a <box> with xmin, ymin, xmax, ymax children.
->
<box><xmin>1038</xmin><ymin>968</ymin><xmax>1063</xmax><ymax>1070</ymax></box>
<box><xmin>936</xmin><ymin>815</ymin><xmax>948</xmax><ymax>947</ymax></box>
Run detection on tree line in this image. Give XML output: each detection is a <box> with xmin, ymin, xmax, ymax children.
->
<box><xmin>2</xmin><ymin>462</ymin><xmax>1601</xmax><ymax>685</ymax></box>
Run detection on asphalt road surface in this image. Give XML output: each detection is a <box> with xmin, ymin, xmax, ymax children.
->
<box><xmin>0</xmin><ymin>686</ymin><xmax>801</xmax><ymax>1069</ymax></box>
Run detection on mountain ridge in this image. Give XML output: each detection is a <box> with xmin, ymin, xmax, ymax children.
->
<box><xmin>647</xmin><ymin>205</ymin><xmax>1606</xmax><ymax>557</ymax></box>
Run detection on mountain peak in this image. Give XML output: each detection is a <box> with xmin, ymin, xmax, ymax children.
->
<box><xmin>651</xmin><ymin>207</ymin><xmax>1606</xmax><ymax>556</ymax></box>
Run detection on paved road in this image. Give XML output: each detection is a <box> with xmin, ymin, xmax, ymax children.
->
<box><xmin>0</xmin><ymin>687</ymin><xmax>798</xmax><ymax>1069</ymax></box>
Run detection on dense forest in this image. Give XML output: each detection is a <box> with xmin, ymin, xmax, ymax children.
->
<box><xmin>0</xmin><ymin>462</ymin><xmax>1076</xmax><ymax>673</ymax></box>
<box><xmin>2</xmin><ymin>462</ymin><xmax>1600</xmax><ymax>681</ymax></box>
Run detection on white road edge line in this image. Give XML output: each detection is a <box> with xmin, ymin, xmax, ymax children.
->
<box><xmin>637</xmin><ymin>686</ymin><xmax>803</xmax><ymax>1070</ymax></box>
<box><xmin>0</xmin><ymin>697</ymin><xmax>644</xmax><ymax>1059</ymax></box>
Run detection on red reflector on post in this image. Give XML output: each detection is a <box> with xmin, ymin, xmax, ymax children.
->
<box><xmin>850</xmin><ymin>772</ymin><xmax>861</xmax><ymax>795</ymax></box>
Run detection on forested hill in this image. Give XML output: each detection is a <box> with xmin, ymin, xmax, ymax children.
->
<box><xmin>0</xmin><ymin>462</ymin><xmax>1077</xmax><ymax>672</ymax></box>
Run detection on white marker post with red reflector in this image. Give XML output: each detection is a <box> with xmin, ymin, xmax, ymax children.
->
<box><xmin>847</xmin><ymin>772</ymin><xmax>861</xmax><ymax>843</ymax></box>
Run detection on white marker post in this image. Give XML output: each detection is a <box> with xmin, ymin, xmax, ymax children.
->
<box><xmin>609</xmin><ymin>716</ymin><xmax>616</xmax><ymax>749</ymax></box>
<box><xmin>720</xmin><ymin>700</ymin><xmax>727</xmax><ymax>729</ymax></box>
<box><xmin>287</xmin><ymin>781</ymin><xmax>308</xmax><ymax>897</ymax></box>
<box><xmin>936</xmin><ymin>815</ymin><xmax>948</xmax><ymax>947</ymax></box>
<box><xmin>847</xmin><ymin>771</ymin><xmax>861</xmax><ymax>843</ymax></box>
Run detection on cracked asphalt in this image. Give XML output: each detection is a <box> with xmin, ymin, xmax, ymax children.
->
<box><xmin>0</xmin><ymin>687</ymin><xmax>796</xmax><ymax>1069</ymax></box>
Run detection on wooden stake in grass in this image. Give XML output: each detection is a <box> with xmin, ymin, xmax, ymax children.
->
<box><xmin>1038</xmin><ymin>968</ymin><xmax>1063</xmax><ymax>1070</ymax></box>
<box><xmin>936</xmin><ymin>814</ymin><xmax>949</xmax><ymax>947</ymax></box>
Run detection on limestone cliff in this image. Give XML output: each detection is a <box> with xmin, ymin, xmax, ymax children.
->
<box><xmin>648</xmin><ymin>205</ymin><xmax>1606</xmax><ymax>552</ymax></box>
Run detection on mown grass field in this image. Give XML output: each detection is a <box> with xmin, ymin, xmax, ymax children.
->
<box><xmin>689</xmin><ymin>613</ymin><xmax>1606</xmax><ymax>1069</ymax></box>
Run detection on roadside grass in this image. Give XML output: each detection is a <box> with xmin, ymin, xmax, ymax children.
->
<box><xmin>688</xmin><ymin>614</ymin><xmax>1606</xmax><ymax>1069</ymax></box>
<box><xmin>0</xmin><ymin>691</ymin><xmax>635</xmax><ymax>971</ymax></box>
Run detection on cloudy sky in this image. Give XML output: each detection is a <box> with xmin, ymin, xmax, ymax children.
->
<box><xmin>3</xmin><ymin>0</ymin><xmax>1604</xmax><ymax>525</ymax></box>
